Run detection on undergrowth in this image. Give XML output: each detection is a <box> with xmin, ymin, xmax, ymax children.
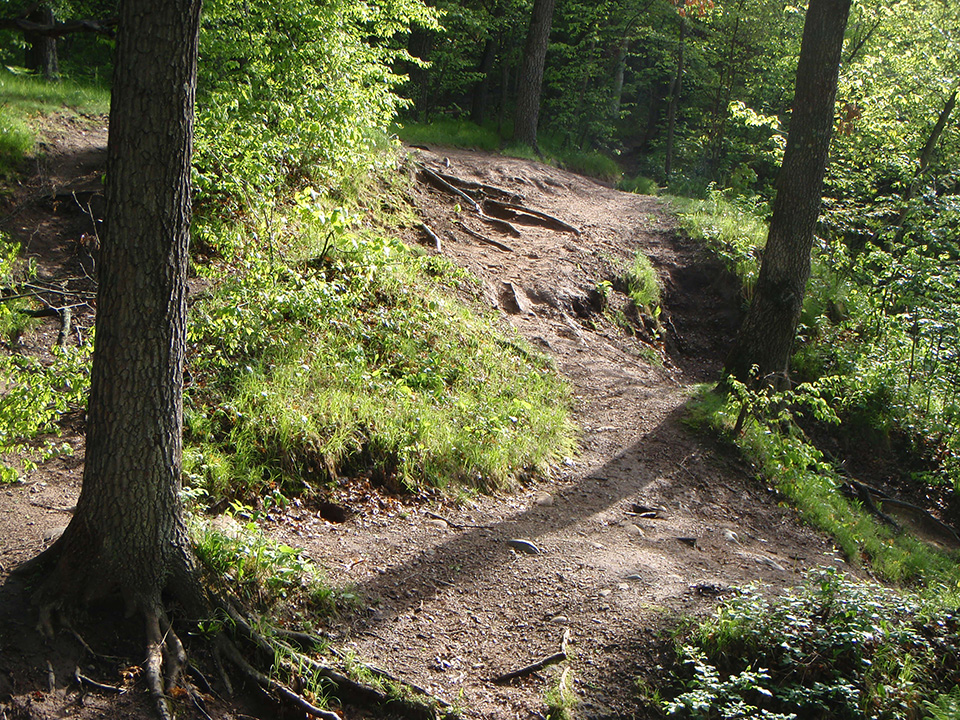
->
<box><xmin>184</xmin><ymin>185</ymin><xmax>575</xmax><ymax>501</ymax></box>
<box><xmin>687</xmin><ymin>382</ymin><xmax>960</xmax><ymax>591</ymax></box>
<box><xmin>190</xmin><ymin>500</ymin><xmax>355</xmax><ymax>619</ymax></box>
<box><xmin>663</xmin><ymin>568</ymin><xmax>960</xmax><ymax>720</ymax></box>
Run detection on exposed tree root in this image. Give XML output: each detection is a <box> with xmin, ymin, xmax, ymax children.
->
<box><xmin>219</xmin><ymin>600</ymin><xmax>454</xmax><ymax>718</ymax></box>
<box><xmin>432</xmin><ymin>171</ymin><xmax>524</xmax><ymax>204</ymax></box>
<box><xmin>483</xmin><ymin>199</ymin><xmax>580</xmax><ymax>235</ymax></box>
<box><xmin>419</xmin><ymin>167</ymin><xmax>521</xmax><ymax>237</ymax></box>
<box><xmin>456</xmin><ymin>221</ymin><xmax>514</xmax><ymax>252</ymax></box>
<box><xmin>218</xmin><ymin>637</ymin><xmax>343</xmax><ymax>720</ymax></box>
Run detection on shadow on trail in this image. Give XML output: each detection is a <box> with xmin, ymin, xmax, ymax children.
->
<box><xmin>344</xmin><ymin>401</ymin><xmax>715</xmax><ymax>625</ymax></box>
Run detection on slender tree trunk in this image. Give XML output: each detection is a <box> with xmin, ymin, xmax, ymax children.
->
<box><xmin>664</xmin><ymin>15</ymin><xmax>686</xmax><ymax>180</ymax></box>
<box><xmin>890</xmin><ymin>88</ymin><xmax>957</xmax><ymax>247</ymax></box>
<box><xmin>471</xmin><ymin>38</ymin><xmax>497</xmax><ymax>125</ymax></box>
<box><xmin>35</xmin><ymin>0</ymin><xmax>203</xmax><ymax>615</ymax></box>
<box><xmin>724</xmin><ymin>0</ymin><xmax>852</xmax><ymax>385</ymax></box>
<box><xmin>610</xmin><ymin>37</ymin><xmax>629</xmax><ymax>118</ymax></box>
<box><xmin>24</xmin><ymin>6</ymin><xmax>59</xmax><ymax>79</ymax></box>
<box><xmin>513</xmin><ymin>0</ymin><xmax>556</xmax><ymax>148</ymax></box>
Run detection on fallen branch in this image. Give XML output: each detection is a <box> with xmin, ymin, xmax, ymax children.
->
<box><xmin>490</xmin><ymin>630</ymin><xmax>571</xmax><ymax>684</ymax></box>
<box><xmin>456</xmin><ymin>222</ymin><xmax>514</xmax><ymax>252</ymax></box>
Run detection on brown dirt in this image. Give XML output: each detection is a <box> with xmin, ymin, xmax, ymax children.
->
<box><xmin>0</xmin><ymin>128</ymin><xmax>854</xmax><ymax>719</ymax></box>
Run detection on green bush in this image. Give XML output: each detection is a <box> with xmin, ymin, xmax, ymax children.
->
<box><xmin>664</xmin><ymin>569</ymin><xmax>960</xmax><ymax>720</ymax></box>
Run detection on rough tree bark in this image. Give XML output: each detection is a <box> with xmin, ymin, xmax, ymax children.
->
<box><xmin>25</xmin><ymin>0</ymin><xmax>203</xmax><ymax>711</ymax></box>
<box><xmin>723</xmin><ymin>0</ymin><xmax>851</xmax><ymax>385</ymax></box>
<box><xmin>513</xmin><ymin>0</ymin><xmax>556</xmax><ymax>149</ymax></box>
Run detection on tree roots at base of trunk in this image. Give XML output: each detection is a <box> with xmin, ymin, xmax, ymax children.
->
<box><xmin>16</xmin><ymin>544</ymin><xmax>455</xmax><ymax>720</ymax></box>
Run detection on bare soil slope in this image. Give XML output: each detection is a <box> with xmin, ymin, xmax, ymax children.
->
<box><xmin>0</xmin><ymin>132</ymin><xmax>852</xmax><ymax>720</ymax></box>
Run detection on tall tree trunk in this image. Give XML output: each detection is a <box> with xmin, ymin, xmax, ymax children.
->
<box><xmin>513</xmin><ymin>0</ymin><xmax>556</xmax><ymax>148</ymax></box>
<box><xmin>471</xmin><ymin>37</ymin><xmax>497</xmax><ymax>125</ymax></box>
<box><xmin>610</xmin><ymin>37</ymin><xmax>629</xmax><ymax>118</ymax></box>
<box><xmin>664</xmin><ymin>14</ymin><xmax>685</xmax><ymax>180</ymax></box>
<box><xmin>723</xmin><ymin>0</ymin><xmax>852</xmax><ymax>385</ymax></box>
<box><xmin>24</xmin><ymin>6</ymin><xmax>59</xmax><ymax>80</ymax></box>
<box><xmin>34</xmin><ymin>0</ymin><xmax>203</xmax><ymax>618</ymax></box>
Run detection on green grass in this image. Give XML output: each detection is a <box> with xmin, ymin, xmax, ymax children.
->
<box><xmin>394</xmin><ymin>118</ymin><xmax>501</xmax><ymax>152</ymax></box>
<box><xmin>624</xmin><ymin>251</ymin><xmax>661</xmax><ymax>312</ymax></box>
<box><xmin>0</xmin><ymin>70</ymin><xmax>109</xmax><ymax>173</ymax></box>
<box><xmin>668</xmin><ymin>187</ymin><xmax>768</xmax><ymax>301</ymax></box>
<box><xmin>0</xmin><ymin>105</ymin><xmax>33</xmax><ymax>174</ymax></box>
<box><xmin>687</xmin><ymin>384</ymin><xmax>960</xmax><ymax>592</ymax></box>
<box><xmin>184</xmin><ymin>193</ymin><xmax>575</xmax><ymax>501</ymax></box>
<box><xmin>0</xmin><ymin>69</ymin><xmax>110</xmax><ymax>115</ymax></box>
<box><xmin>190</xmin><ymin>504</ymin><xmax>355</xmax><ymax>617</ymax></box>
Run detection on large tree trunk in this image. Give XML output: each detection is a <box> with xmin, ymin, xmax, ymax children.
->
<box><xmin>35</xmin><ymin>0</ymin><xmax>202</xmax><ymax>617</ymax></box>
<box><xmin>723</xmin><ymin>0</ymin><xmax>851</xmax><ymax>385</ymax></box>
<box><xmin>24</xmin><ymin>6</ymin><xmax>59</xmax><ymax>80</ymax></box>
<box><xmin>513</xmin><ymin>0</ymin><xmax>556</xmax><ymax>148</ymax></box>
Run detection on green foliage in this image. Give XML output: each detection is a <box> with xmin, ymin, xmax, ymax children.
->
<box><xmin>0</xmin><ymin>345</ymin><xmax>91</xmax><ymax>482</ymax></box>
<box><xmin>689</xmin><ymin>382</ymin><xmax>960</xmax><ymax>588</ymax></box>
<box><xmin>664</xmin><ymin>569</ymin><xmax>960</xmax><ymax>720</ymax></box>
<box><xmin>185</xmin><ymin>191</ymin><xmax>574</xmax><ymax>500</ymax></box>
<box><xmin>190</xmin><ymin>503</ymin><xmax>354</xmax><ymax>615</ymax></box>
<box><xmin>194</xmin><ymin>0</ymin><xmax>438</xmax><ymax>211</ymax></box>
<box><xmin>618</xmin><ymin>175</ymin><xmax>660</xmax><ymax>195</ymax></box>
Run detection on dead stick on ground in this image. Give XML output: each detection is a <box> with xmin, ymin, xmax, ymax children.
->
<box><xmin>423</xmin><ymin>510</ymin><xmax>496</xmax><ymax>530</ymax></box>
<box><xmin>456</xmin><ymin>222</ymin><xmax>514</xmax><ymax>252</ymax></box>
<box><xmin>75</xmin><ymin>667</ymin><xmax>125</xmax><ymax>694</ymax></box>
<box><xmin>490</xmin><ymin>630</ymin><xmax>571</xmax><ymax>684</ymax></box>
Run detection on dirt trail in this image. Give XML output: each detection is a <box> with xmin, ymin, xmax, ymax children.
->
<box><xmin>0</xmin><ymin>132</ymin><xmax>851</xmax><ymax>720</ymax></box>
<box><xmin>265</xmin><ymin>148</ymin><xmax>850</xmax><ymax>718</ymax></box>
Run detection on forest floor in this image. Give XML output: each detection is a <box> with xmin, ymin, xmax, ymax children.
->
<box><xmin>0</xmin><ymin>119</ymin><xmax>855</xmax><ymax>719</ymax></box>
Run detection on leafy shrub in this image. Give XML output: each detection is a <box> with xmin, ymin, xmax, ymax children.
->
<box><xmin>194</xmin><ymin>0</ymin><xmax>438</xmax><ymax>212</ymax></box>
<box><xmin>664</xmin><ymin>569</ymin><xmax>960</xmax><ymax>720</ymax></box>
<box><xmin>0</xmin><ymin>345</ymin><xmax>91</xmax><ymax>482</ymax></box>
